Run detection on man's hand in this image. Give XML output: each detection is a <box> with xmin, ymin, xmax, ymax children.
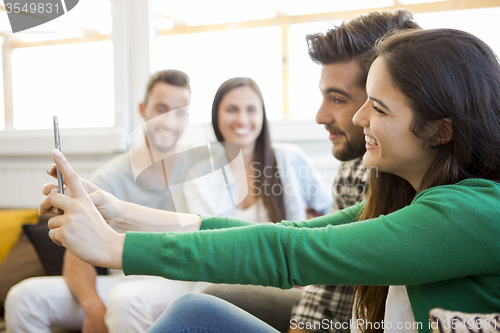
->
<box><xmin>42</xmin><ymin>164</ymin><xmax>121</xmax><ymax>228</ymax></box>
<box><xmin>81</xmin><ymin>300</ymin><xmax>108</xmax><ymax>333</ymax></box>
<box><xmin>40</xmin><ymin>149</ymin><xmax>125</xmax><ymax>269</ymax></box>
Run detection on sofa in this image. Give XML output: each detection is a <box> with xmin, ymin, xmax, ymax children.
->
<box><xmin>0</xmin><ymin>209</ymin><xmax>66</xmax><ymax>317</ymax></box>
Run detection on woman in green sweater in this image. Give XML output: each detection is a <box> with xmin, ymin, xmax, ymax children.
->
<box><xmin>41</xmin><ymin>28</ymin><xmax>500</xmax><ymax>333</ymax></box>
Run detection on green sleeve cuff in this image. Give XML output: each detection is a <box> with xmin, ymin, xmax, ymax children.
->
<box><xmin>122</xmin><ymin>231</ymin><xmax>166</xmax><ymax>276</ymax></box>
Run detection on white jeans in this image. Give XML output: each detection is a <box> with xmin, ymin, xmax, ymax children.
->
<box><xmin>5</xmin><ymin>274</ymin><xmax>205</xmax><ymax>333</ymax></box>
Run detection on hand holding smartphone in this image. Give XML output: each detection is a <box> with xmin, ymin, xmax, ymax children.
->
<box><xmin>53</xmin><ymin>116</ymin><xmax>64</xmax><ymax>194</ymax></box>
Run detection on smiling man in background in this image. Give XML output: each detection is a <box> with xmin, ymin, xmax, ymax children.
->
<box><xmin>5</xmin><ymin>70</ymin><xmax>205</xmax><ymax>333</ymax></box>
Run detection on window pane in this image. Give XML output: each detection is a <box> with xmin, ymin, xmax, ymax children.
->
<box><xmin>156</xmin><ymin>0</ymin><xmax>277</xmax><ymax>26</ymax></box>
<box><xmin>155</xmin><ymin>27</ymin><xmax>282</xmax><ymax>122</ymax></box>
<box><xmin>413</xmin><ymin>8</ymin><xmax>500</xmax><ymax>57</ymax></box>
<box><xmin>12</xmin><ymin>41</ymin><xmax>114</xmax><ymax>130</ymax></box>
<box><xmin>275</xmin><ymin>0</ymin><xmax>394</xmax><ymax>16</ymax></box>
<box><xmin>288</xmin><ymin>21</ymin><xmax>341</xmax><ymax>120</ymax></box>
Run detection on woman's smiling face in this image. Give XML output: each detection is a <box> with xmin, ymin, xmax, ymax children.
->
<box><xmin>217</xmin><ymin>86</ymin><xmax>264</xmax><ymax>151</ymax></box>
<box><xmin>353</xmin><ymin>56</ymin><xmax>437</xmax><ymax>190</ymax></box>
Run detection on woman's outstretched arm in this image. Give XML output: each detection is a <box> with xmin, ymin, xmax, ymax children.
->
<box><xmin>122</xmin><ymin>179</ymin><xmax>500</xmax><ymax>289</ymax></box>
<box><xmin>42</xmin><ymin>152</ymin><xmax>264</xmax><ymax>234</ymax></box>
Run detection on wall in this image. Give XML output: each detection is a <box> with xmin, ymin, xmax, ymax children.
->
<box><xmin>0</xmin><ymin>154</ymin><xmax>116</xmax><ymax>208</ymax></box>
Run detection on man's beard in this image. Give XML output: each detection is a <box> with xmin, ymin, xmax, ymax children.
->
<box><xmin>148</xmin><ymin>136</ymin><xmax>178</xmax><ymax>153</ymax></box>
<box><xmin>332</xmin><ymin>134</ymin><xmax>366</xmax><ymax>162</ymax></box>
<box><xmin>145</xmin><ymin>120</ymin><xmax>180</xmax><ymax>154</ymax></box>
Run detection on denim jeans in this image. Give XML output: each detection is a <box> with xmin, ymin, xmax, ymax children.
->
<box><xmin>147</xmin><ymin>293</ymin><xmax>279</xmax><ymax>333</ymax></box>
<box><xmin>201</xmin><ymin>284</ymin><xmax>303</xmax><ymax>332</ymax></box>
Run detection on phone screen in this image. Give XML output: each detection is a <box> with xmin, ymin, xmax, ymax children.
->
<box><xmin>53</xmin><ymin>116</ymin><xmax>64</xmax><ymax>194</ymax></box>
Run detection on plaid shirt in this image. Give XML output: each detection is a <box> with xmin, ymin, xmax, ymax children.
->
<box><xmin>290</xmin><ymin>158</ymin><xmax>369</xmax><ymax>333</ymax></box>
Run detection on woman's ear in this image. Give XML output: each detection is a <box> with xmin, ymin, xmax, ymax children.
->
<box><xmin>431</xmin><ymin>118</ymin><xmax>453</xmax><ymax>146</ymax></box>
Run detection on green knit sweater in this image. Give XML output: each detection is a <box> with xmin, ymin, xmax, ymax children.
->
<box><xmin>123</xmin><ymin>179</ymin><xmax>500</xmax><ymax>333</ymax></box>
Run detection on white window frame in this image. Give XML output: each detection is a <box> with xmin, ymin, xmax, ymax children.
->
<box><xmin>0</xmin><ymin>0</ymin><xmax>155</xmax><ymax>156</ymax></box>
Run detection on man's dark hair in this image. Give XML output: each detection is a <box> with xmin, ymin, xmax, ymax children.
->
<box><xmin>306</xmin><ymin>10</ymin><xmax>420</xmax><ymax>86</ymax></box>
<box><xmin>144</xmin><ymin>70</ymin><xmax>191</xmax><ymax>104</ymax></box>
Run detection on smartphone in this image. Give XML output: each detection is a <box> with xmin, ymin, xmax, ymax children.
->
<box><xmin>53</xmin><ymin>116</ymin><xmax>64</xmax><ymax>194</ymax></box>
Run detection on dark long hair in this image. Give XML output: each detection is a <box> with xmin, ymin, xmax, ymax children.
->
<box><xmin>355</xmin><ymin>29</ymin><xmax>500</xmax><ymax>332</ymax></box>
<box><xmin>211</xmin><ymin>77</ymin><xmax>286</xmax><ymax>222</ymax></box>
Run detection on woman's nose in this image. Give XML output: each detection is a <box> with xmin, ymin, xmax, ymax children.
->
<box><xmin>235</xmin><ymin>110</ymin><xmax>249</xmax><ymax>124</ymax></box>
<box><xmin>353</xmin><ymin>99</ymin><xmax>370</xmax><ymax>128</ymax></box>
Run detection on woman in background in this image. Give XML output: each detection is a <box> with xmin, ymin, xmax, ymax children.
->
<box><xmin>183</xmin><ymin>77</ymin><xmax>332</xmax><ymax>223</ymax></box>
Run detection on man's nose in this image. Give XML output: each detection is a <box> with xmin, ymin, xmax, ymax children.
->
<box><xmin>315</xmin><ymin>100</ymin><xmax>332</xmax><ymax>125</ymax></box>
<box><xmin>155</xmin><ymin>112</ymin><xmax>178</xmax><ymax>129</ymax></box>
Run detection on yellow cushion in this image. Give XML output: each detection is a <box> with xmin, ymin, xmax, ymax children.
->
<box><xmin>0</xmin><ymin>209</ymin><xmax>39</xmax><ymax>265</ymax></box>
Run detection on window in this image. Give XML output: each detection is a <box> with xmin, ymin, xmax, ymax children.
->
<box><xmin>155</xmin><ymin>27</ymin><xmax>283</xmax><ymax>122</ymax></box>
<box><xmin>287</xmin><ymin>21</ymin><xmax>341</xmax><ymax>120</ymax></box>
<box><xmin>413</xmin><ymin>7</ymin><xmax>500</xmax><ymax>56</ymax></box>
<box><xmin>12</xmin><ymin>42</ymin><xmax>114</xmax><ymax>130</ymax></box>
<box><xmin>155</xmin><ymin>0</ymin><xmax>276</xmax><ymax>26</ymax></box>
<box><xmin>1</xmin><ymin>0</ymin><xmax>114</xmax><ymax>131</ymax></box>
